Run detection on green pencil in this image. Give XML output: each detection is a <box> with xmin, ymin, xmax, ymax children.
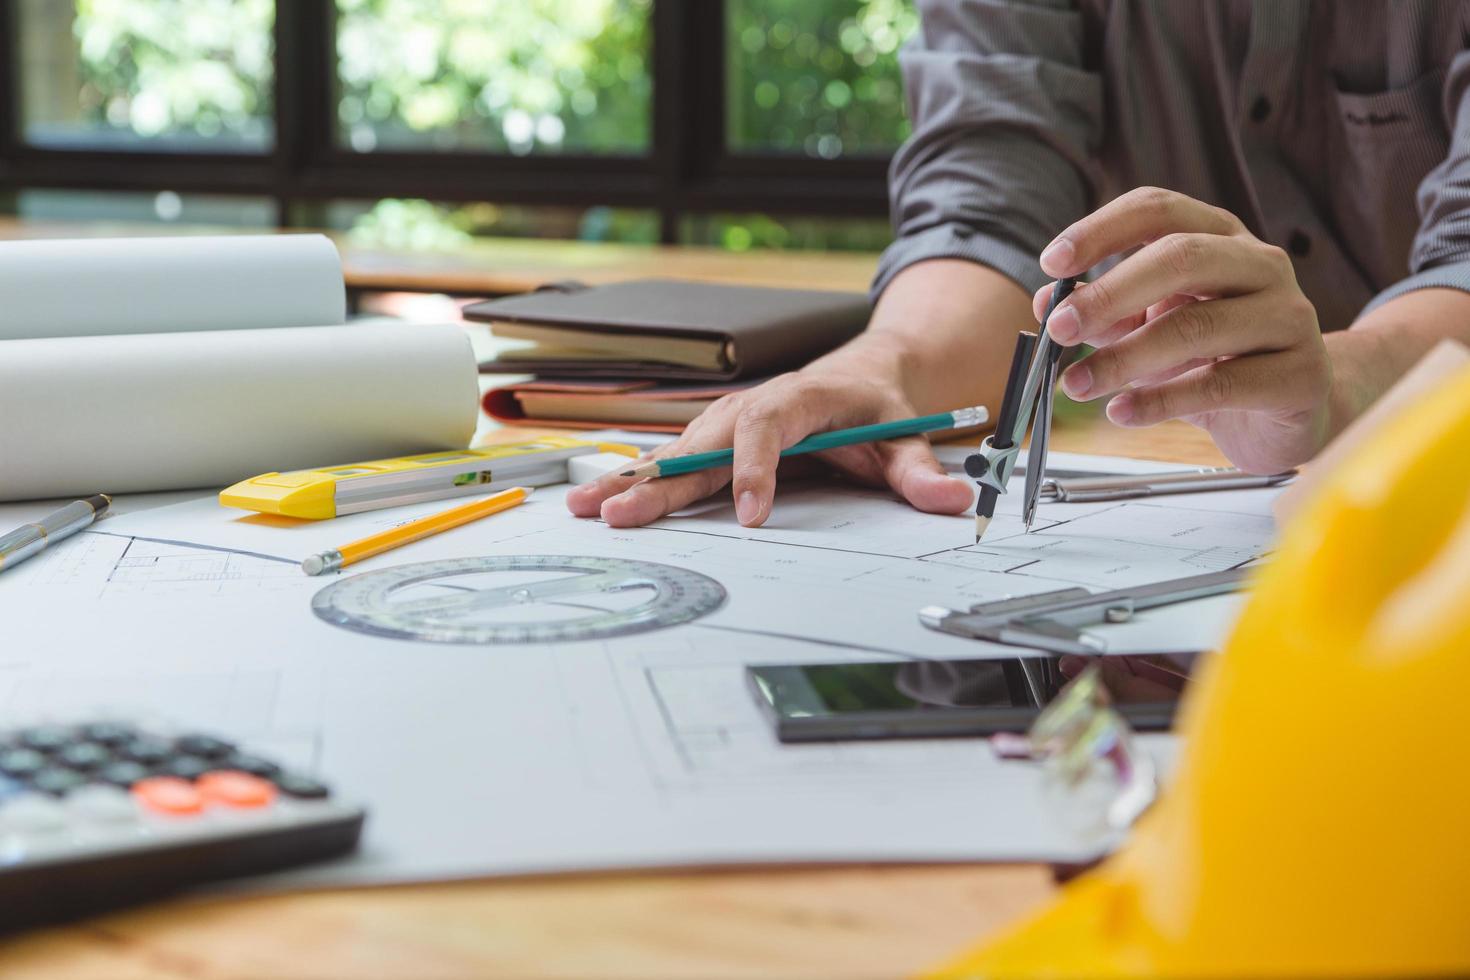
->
<box><xmin>619</xmin><ymin>405</ymin><xmax>990</xmax><ymax>480</ymax></box>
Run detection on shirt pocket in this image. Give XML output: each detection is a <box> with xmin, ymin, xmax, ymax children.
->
<box><xmin>1327</xmin><ymin>66</ymin><xmax>1450</xmax><ymax>288</ymax></box>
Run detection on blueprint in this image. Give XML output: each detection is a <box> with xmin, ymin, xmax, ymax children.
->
<box><xmin>0</xmin><ymin>451</ymin><xmax>1276</xmax><ymax>883</ymax></box>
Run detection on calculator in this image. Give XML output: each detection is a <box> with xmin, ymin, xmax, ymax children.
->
<box><xmin>0</xmin><ymin>719</ymin><xmax>365</xmax><ymax>931</ymax></box>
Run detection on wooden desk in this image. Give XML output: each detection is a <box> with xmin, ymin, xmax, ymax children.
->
<box><xmin>2</xmin><ymin>419</ymin><xmax>1224</xmax><ymax>980</ymax></box>
<box><xmin>0</xmin><ymin>217</ymin><xmax>881</xmax><ymax>297</ymax></box>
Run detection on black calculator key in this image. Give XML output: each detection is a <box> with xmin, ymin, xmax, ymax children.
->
<box><xmin>81</xmin><ymin>722</ymin><xmax>137</xmax><ymax>746</ymax></box>
<box><xmin>159</xmin><ymin>755</ymin><xmax>212</xmax><ymax>780</ymax></box>
<box><xmin>18</xmin><ymin>726</ymin><xmax>72</xmax><ymax>753</ymax></box>
<box><xmin>119</xmin><ymin>738</ymin><xmax>173</xmax><ymax>765</ymax></box>
<box><xmin>220</xmin><ymin>753</ymin><xmax>279</xmax><ymax>778</ymax></box>
<box><xmin>97</xmin><ymin>760</ymin><xmax>151</xmax><ymax>788</ymax></box>
<box><xmin>31</xmin><ymin>768</ymin><xmax>87</xmax><ymax>796</ymax></box>
<box><xmin>174</xmin><ymin>734</ymin><xmax>234</xmax><ymax>759</ymax></box>
<box><xmin>56</xmin><ymin>742</ymin><xmax>111</xmax><ymax>771</ymax></box>
<box><xmin>0</xmin><ymin>748</ymin><xmax>47</xmax><ymax>778</ymax></box>
<box><xmin>273</xmin><ymin>772</ymin><xmax>331</xmax><ymax>800</ymax></box>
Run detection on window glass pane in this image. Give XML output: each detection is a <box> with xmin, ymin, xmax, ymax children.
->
<box><xmin>335</xmin><ymin>0</ymin><xmax>652</xmax><ymax>155</ymax></box>
<box><xmin>314</xmin><ymin>199</ymin><xmax>660</xmax><ymax>248</ymax></box>
<box><xmin>726</xmin><ymin>0</ymin><xmax>917</xmax><ymax>158</ymax></box>
<box><xmin>13</xmin><ymin>189</ymin><xmax>275</xmax><ymax>227</ymax></box>
<box><xmin>18</xmin><ymin>0</ymin><xmax>274</xmax><ymax>151</ymax></box>
<box><xmin>680</xmin><ymin>213</ymin><xmax>892</xmax><ymax>252</ymax></box>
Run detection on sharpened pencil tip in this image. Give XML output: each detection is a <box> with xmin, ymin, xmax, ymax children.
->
<box><xmin>974</xmin><ymin>514</ymin><xmax>991</xmax><ymax>543</ymax></box>
<box><xmin>620</xmin><ymin>461</ymin><xmax>660</xmax><ymax>480</ymax></box>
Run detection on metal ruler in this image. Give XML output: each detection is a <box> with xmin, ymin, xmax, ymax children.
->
<box><xmin>920</xmin><ymin>567</ymin><xmax>1250</xmax><ymax>655</ymax></box>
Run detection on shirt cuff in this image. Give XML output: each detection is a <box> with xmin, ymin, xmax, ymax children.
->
<box><xmin>870</xmin><ymin>223</ymin><xmax>1050</xmax><ymax>304</ymax></box>
<box><xmin>1359</xmin><ymin>259</ymin><xmax>1470</xmax><ymax>318</ymax></box>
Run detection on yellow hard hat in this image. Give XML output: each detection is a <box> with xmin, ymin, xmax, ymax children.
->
<box><xmin>932</xmin><ymin>363</ymin><xmax>1470</xmax><ymax>978</ymax></box>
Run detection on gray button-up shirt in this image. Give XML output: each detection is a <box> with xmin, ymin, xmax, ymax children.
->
<box><xmin>875</xmin><ymin>0</ymin><xmax>1470</xmax><ymax>331</ymax></box>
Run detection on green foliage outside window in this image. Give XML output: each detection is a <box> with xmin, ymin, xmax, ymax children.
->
<box><xmin>333</xmin><ymin>198</ymin><xmax>659</xmax><ymax>250</ymax></box>
<box><xmin>336</xmin><ymin>0</ymin><xmax>652</xmax><ymax>154</ymax></box>
<box><xmin>22</xmin><ymin>0</ymin><xmax>273</xmax><ymax>147</ymax></box>
<box><xmin>727</xmin><ymin>0</ymin><xmax>916</xmax><ymax>157</ymax></box>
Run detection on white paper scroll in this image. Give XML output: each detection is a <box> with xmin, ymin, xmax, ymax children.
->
<box><xmin>0</xmin><ymin>235</ymin><xmax>347</xmax><ymax>340</ymax></box>
<box><xmin>0</xmin><ymin>236</ymin><xmax>481</xmax><ymax>500</ymax></box>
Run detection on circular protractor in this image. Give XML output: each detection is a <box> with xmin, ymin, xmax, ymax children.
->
<box><xmin>311</xmin><ymin>555</ymin><xmax>727</xmax><ymax>644</ymax></box>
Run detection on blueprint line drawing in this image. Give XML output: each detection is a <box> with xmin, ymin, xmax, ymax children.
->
<box><xmin>0</xmin><ymin>454</ymin><xmax>1276</xmax><ymax>882</ymax></box>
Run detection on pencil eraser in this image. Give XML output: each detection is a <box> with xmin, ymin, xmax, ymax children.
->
<box><xmin>569</xmin><ymin>452</ymin><xmax>639</xmax><ymax>485</ymax></box>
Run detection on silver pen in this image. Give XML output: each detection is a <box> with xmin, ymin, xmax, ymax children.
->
<box><xmin>0</xmin><ymin>494</ymin><xmax>112</xmax><ymax>573</ymax></box>
<box><xmin>1039</xmin><ymin>468</ymin><xmax>1294</xmax><ymax>503</ymax></box>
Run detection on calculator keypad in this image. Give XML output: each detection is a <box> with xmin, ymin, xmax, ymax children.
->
<box><xmin>0</xmin><ymin>722</ymin><xmax>346</xmax><ymax>856</ymax></box>
<box><xmin>0</xmin><ymin>719</ymin><xmax>364</xmax><ymax>933</ymax></box>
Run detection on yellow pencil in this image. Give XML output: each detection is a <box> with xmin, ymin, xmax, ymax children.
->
<box><xmin>301</xmin><ymin>487</ymin><xmax>530</xmax><ymax>576</ymax></box>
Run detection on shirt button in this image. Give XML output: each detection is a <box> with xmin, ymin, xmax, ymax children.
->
<box><xmin>1288</xmin><ymin>230</ymin><xmax>1312</xmax><ymax>257</ymax></box>
<box><xmin>1250</xmin><ymin>96</ymin><xmax>1272</xmax><ymax>122</ymax></box>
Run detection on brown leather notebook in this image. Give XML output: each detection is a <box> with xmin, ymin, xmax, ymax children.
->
<box><xmin>466</xmin><ymin>279</ymin><xmax>870</xmax><ymax>381</ymax></box>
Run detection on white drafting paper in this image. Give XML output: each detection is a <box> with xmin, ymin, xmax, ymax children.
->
<box><xmin>0</xmin><ymin>322</ymin><xmax>480</xmax><ymax>501</ymax></box>
<box><xmin>0</xmin><ymin>235</ymin><xmax>345</xmax><ymax>341</ymax></box>
<box><xmin>0</xmin><ymin>452</ymin><xmax>1278</xmax><ymax>885</ymax></box>
<box><xmin>0</xmin><ymin>588</ymin><xmax>1179</xmax><ymax>885</ymax></box>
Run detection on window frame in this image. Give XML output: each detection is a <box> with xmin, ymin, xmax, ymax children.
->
<box><xmin>0</xmin><ymin>0</ymin><xmax>894</xmax><ymax>242</ymax></box>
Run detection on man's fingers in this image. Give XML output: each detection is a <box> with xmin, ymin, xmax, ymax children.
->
<box><xmin>1145</xmin><ymin>292</ymin><xmax>1193</xmax><ymax>323</ymax></box>
<box><xmin>600</xmin><ymin>467</ymin><xmax>731</xmax><ymax>528</ymax></box>
<box><xmin>565</xmin><ymin>389</ymin><xmax>751</xmax><ymax>518</ymax></box>
<box><xmin>565</xmin><ymin>454</ymin><xmax>666</xmax><ymax>517</ymax></box>
<box><xmin>1047</xmin><ymin>233</ymin><xmax>1285</xmax><ymax>347</ymax></box>
<box><xmin>566</xmin><ymin>475</ymin><xmax>632</xmax><ymax>517</ymax></box>
<box><xmin>564</xmin><ymin>429</ymin><xmax>706</xmax><ymax>518</ymax></box>
<box><xmin>1133</xmin><ymin>356</ymin><xmax>1213</xmax><ymax>388</ymax></box>
<box><xmin>1033</xmin><ymin>283</ymin><xmax>1145</xmax><ymax>349</ymax></box>
<box><xmin>1106</xmin><ymin>350</ymin><xmax>1328</xmax><ymax>428</ymax></box>
<box><xmin>1040</xmin><ymin>186</ymin><xmax>1247</xmax><ymax>278</ymax></box>
<box><xmin>1060</xmin><ymin>294</ymin><xmax>1289</xmax><ymax>400</ymax></box>
<box><xmin>729</xmin><ymin>403</ymin><xmax>799</xmax><ymax>528</ymax></box>
<box><xmin>876</xmin><ymin>437</ymin><xmax>973</xmax><ymax>514</ymax></box>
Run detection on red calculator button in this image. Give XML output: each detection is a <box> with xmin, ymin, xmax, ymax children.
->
<box><xmin>132</xmin><ymin>777</ymin><xmax>203</xmax><ymax>816</ymax></box>
<box><xmin>198</xmin><ymin>770</ymin><xmax>276</xmax><ymax>809</ymax></box>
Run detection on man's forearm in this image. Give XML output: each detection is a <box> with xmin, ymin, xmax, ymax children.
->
<box><xmin>1327</xmin><ymin>287</ymin><xmax>1470</xmax><ymax>436</ymax></box>
<box><xmin>811</xmin><ymin>259</ymin><xmax>1036</xmax><ymax>416</ymax></box>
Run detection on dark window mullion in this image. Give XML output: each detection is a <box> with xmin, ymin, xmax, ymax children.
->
<box><xmin>652</xmin><ymin>0</ymin><xmax>691</xmax><ymax>242</ymax></box>
<box><xmin>0</xmin><ymin>0</ymin><xmax>20</xmax><ymax>178</ymax></box>
<box><xmin>274</xmin><ymin>0</ymin><xmax>336</xmax><ymax>227</ymax></box>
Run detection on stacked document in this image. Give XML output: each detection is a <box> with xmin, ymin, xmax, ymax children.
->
<box><xmin>469</xmin><ymin>279</ymin><xmax>870</xmax><ymax>431</ymax></box>
<box><xmin>0</xmin><ymin>236</ymin><xmax>480</xmax><ymax>501</ymax></box>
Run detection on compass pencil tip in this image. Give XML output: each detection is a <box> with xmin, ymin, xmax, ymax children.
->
<box><xmin>974</xmin><ymin>514</ymin><xmax>990</xmax><ymax>543</ymax></box>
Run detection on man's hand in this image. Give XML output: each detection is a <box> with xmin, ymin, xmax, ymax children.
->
<box><xmin>1035</xmin><ymin>186</ymin><xmax>1332</xmax><ymax>473</ymax></box>
<box><xmin>565</xmin><ymin>349</ymin><xmax>972</xmax><ymax>528</ymax></box>
<box><xmin>567</xmin><ymin>260</ymin><xmax>1033</xmax><ymax>529</ymax></box>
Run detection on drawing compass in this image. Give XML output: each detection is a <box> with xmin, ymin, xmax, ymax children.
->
<box><xmin>964</xmin><ymin>277</ymin><xmax>1078</xmax><ymax>542</ymax></box>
